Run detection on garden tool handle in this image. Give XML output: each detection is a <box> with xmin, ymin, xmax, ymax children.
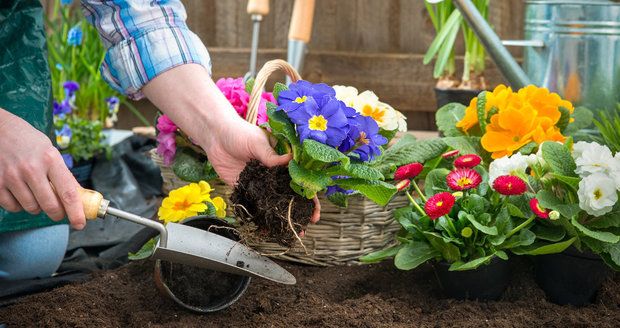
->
<box><xmin>246</xmin><ymin>59</ymin><xmax>302</xmax><ymax>125</ymax></box>
<box><xmin>79</xmin><ymin>188</ymin><xmax>109</xmax><ymax>220</ymax></box>
<box><xmin>247</xmin><ymin>0</ymin><xmax>269</xmax><ymax>16</ymax></box>
<box><xmin>288</xmin><ymin>0</ymin><xmax>315</xmax><ymax>43</ymax></box>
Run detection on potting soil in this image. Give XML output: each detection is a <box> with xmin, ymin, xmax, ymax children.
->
<box><xmin>1</xmin><ymin>257</ymin><xmax>618</xmax><ymax>327</ymax></box>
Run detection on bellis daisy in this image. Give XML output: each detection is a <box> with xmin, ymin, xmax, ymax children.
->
<box><xmin>454</xmin><ymin>154</ymin><xmax>482</xmax><ymax>168</ymax></box>
<box><xmin>446</xmin><ymin>168</ymin><xmax>482</xmax><ymax>191</ymax></box>
<box><xmin>529</xmin><ymin>198</ymin><xmax>550</xmax><ymax>219</ymax></box>
<box><xmin>424</xmin><ymin>192</ymin><xmax>456</xmax><ymax>219</ymax></box>
<box><xmin>492</xmin><ymin>175</ymin><xmax>527</xmax><ymax>196</ymax></box>
<box><xmin>394</xmin><ymin>162</ymin><xmax>424</xmax><ymax>180</ymax></box>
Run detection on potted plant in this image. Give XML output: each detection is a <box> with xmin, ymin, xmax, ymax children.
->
<box><xmin>46</xmin><ymin>0</ymin><xmax>148</xmax><ymax>186</ymax></box>
<box><xmin>424</xmin><ymin>0</ymin><xmax>489</xmax><ymax>108</ymax></box>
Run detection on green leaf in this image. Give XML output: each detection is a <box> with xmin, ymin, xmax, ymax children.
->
<box><xmin>245</xmin><ymin>77</ymin><xmax>255</xmax><ymax>94</ymax></box>
<box><xmin>501</xmin><ymin>229</ymin><xmax>536</xmax><ymax>249</ymax></box>
<box><xmin>564</xmin><ymin>106</ymin><xmax>594</xmax><ymax>136</ymax></box>
<box><xmin>128</xmin><ymin>237</ymin><xmax>158</xmax><ymax>261</ymax></box>
<box><xmin>551</xmin><ymin>173</ymin><xmax>580</xmax><ymax>189</ymax></box>
<box><xmin>488</xmin><ymin>207</ymin><xmax>513</xmax><ymax>245</ymax></box>
<box><xmin>531</xmin><ymin>223</ymin><xmax>566</xmax><ymax>242</ymax></box>
<box><xmin>273</xmin><ymin>82</ymin><xmax>288</xmax><ymax>101</ymax></box>
<box><xmin>432</xmin><ymin>12</ymin><xmax>462</xmax><ymax>78</ymax></box>
<box><xmin>302</xmin><ymin>139</ymin><xmax>350</xmax><ymax>167</ymax></box>
<box><xmin>557</xmin><ymin>106</ymin><xmax>571</xmax><ymax>132</ymax></box>
<box><xmin>359</xmin><ymin>244</ymin><xmax>403</xmax><ymax>263</ymax></box>
<box><xmin>327</xmin><ymin>192</ymin><xmax>349</xmax><ymax>208</ymax></box>
<box><xmin>588</xmin><ymin>203</ymin><xmax>620</xmax><ymax>228</ymax></box>
<box><xmin>172</xmin><ymin>149</ymin><xmax>218</xmax><ymax>182</ymax></box>
<box><xmin>267</xmin><ymin>105</ymin><xmax>301</xmax><ymax>159</ymax></box>
<box><xmin>328</xmin><ymin>163</ymin><xmax>384</xmax><ymax>181</ymax></box>
<box><xmin>373</xmin><ymin>137</ymin><xmax>447</xmax><ymax>175</ymax></box>
<box><xmin>512</xmin><ymin>237</ymin><xmax>576</xmax><ymax>255</ymax></box>
<box><xmin>541</xmin><ymin>142</ymin><xmax>577</xmax><ymax>177</ymax></box>
<box><xmin>424</xmin><ymin>168</ymin><xmax>450</xmax><ymax>198</ymax></box>
<box><xmin>449</xmin><ymin>254</ymin><xmax>496</xmax><ymax>271</ymax></box>
<box><xmin>476</xmin><ymin>91</ymin><xmax>487</xmax><ymax>133</ymax></box>
<box><xmin>443</xmin><ymin>136</ymin><xmax>482</xmax><ymax>155</ymax></box>
<box><xmin>603</xmin><ymin>242</ymin><xmax>620</xmax><ymax>267</ymax></box>
<box><xmin>465</xmin><ymin>213</ymin><xmax>498</xmax><ymax>235</ymax></box>
<box><xmin>379</xmin><ymin>128</ymin><xmax>398</xmax><ymax>142</ymax></box>
<box><xmin>336</xmin><ymin>179</ymin><xmax>398</xmax><ymax>206</ymax></box>
<box><xmin>536</xmin><ymin>190</ymin><xmax>581</xmax><ymax>219</ymax></box>
<box><xmin>506</xmin><ymin>203</ymin><xmax>526</xmax><ymax>218</ymax></box>
<box><xmin>519</xmin><ymin>142</ymin><xmax>538</xmax><ymax>155</ymax></box>
<box><xmin>394</xmin><ymin>241</ymin><xmax>440</xmax><ymax>270</ymax></box>
<box><xmin>288</xmin><ymin>160</ymin><xmax>332</xmax><ymax>198</ymax></box>
<box><xmin>435</xmin><ymin>103</ymin><xmax>466</xmax><ymax>137</ymax></box>
<box><xmin>571</xmin><ymin>217</ymin><xmax>620</xmax><ymax>243</ymax></box>
<box><xmin>423</xmin><ymin>232</ymin><xmax>461</xmax><ymax>262</ymax></box>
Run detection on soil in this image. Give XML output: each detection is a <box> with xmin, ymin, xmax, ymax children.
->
<box><xmin>231</xmin><ymin>160</ymin><xmax>313</xmax><ymax>247</ymax></box>
<box><xmin>1</xmin><ymin>257</ymin><xmax>618</xmax><ymax>328</ymax></box>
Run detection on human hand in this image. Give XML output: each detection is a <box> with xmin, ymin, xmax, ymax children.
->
<box><xmin>0</xmin><ymin>110</ymin><xmax>86</xmax><ymax>229</ymax></box>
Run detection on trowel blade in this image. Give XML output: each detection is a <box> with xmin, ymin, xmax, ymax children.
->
<box><xmin>152</xmin><ymin>222</ymin><xmax>296</xmax><ymax>285</ymax></box>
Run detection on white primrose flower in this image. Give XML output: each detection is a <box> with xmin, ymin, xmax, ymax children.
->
<box><xmin>613</xmin><ymin>153</ymin><xmax>620</xmax><ymax>191</ymax></box>
<box><xmin>489</xmin><ymin>153</ymin><xmax>530</xmax><ymax>186</ymax></box>
<box><xmin>574</xmin><ymin>142</ymin><xmax>615</xmax><ymax>177</ymax></box>
<box><xmin>333</xmin><ymin>85</ymin><xmax>359</xmax><ymax>108</ymax></box>
<box><xmin>578</xmin><ymin>172</ymin><xmax>618</xmax><ymax>217</ymax></box>
<box><xmin>348</xmin><ymin>90</ymin><xmax>405</xmax><ymax>132</ymax></box>
<box><xmin>396</xmin><ymin>110</ymin><xmax>408</xmax><ymax>132</ymax></box>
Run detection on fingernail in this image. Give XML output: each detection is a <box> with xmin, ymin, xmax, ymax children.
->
<box><xmin>74</xmin><ymin>223</ymin><xmax>85</xmax><ymax>230</ymax></box>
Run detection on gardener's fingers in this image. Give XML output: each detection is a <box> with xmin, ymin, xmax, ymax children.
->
<box><xmin>254</xmin><ymin>143</ymin><xmax>292</xmax><ymax>168</ymax></box>
<box><xmin>311</xmin><ymin>196</ymin><xmax>321</xmax><ymax>224</ymax></box>
<box><xmin>25</xmin><ymin>172</ymin><xmax>66</xmax><ymax>221</ymax></box>
<box><xmin>5</xmin><ymin>171</ymin><xmax>40</xmax><ymax>215</ymax></box>
<box><xmin>48</xmin><ymin>158</ymin><xmax>85</xmax><ymax>230</ymax></box>
<box><xmin>0</xmin><ymin>188</ymin><xmax>22</xmax><ymax>212</ymax></box>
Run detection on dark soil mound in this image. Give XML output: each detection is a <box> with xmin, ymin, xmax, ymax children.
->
<box><xmin>1</xmin><ymin>258</ymin><xmax>618</xmax><ymax>328</ymax></box>
<box><xmin>231</xmin><ymin>160</ymin><xmax>313</xmax><ymax>247</ymax></box>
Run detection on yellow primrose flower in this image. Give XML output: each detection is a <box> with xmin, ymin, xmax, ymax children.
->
<box><xmin>481</xmin><ymin>102</ymin><xmax>540</xmax><ymax>159</ymax></box>
<box><xmin>456</xmin><ymin>84</ymin><xmax>514</xmax><ymax>132</ymax></box>
<box><xmin>157</xmin><ymin>181</ymin><xmax>225</xmax><ymax>223</ymax></box>
<box><xmin>517</xmin><ymin>85</ymin><xmax>574</xmax><ymax>125</ymax></box>
<box><xmin>211</xmin><ymin>196</ymin><xmax>227</xmax><ymax>218</ymax></box>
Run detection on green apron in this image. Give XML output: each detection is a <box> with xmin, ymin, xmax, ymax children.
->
<box><xmin>0</xmin><ymin>0</ymin><xmax>66</xmax><ymax>233</ymax></box>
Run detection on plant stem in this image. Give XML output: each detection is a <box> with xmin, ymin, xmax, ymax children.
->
<box><xmin>412</xmin><ymin>180</ymin><xmax>427</xmax><ymax>203</ymax></box>
<box><xmin>506</xmin><ymin>215</ymin><xmax>535</xmax><ymax>239</ymax></box>
<box><xmin>406</xmin><ymin>191</ymin><xmax>426</xmax><ymax>217</ymax></box>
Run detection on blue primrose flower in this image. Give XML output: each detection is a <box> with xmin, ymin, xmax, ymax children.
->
<box><xmin>55</xmin><ymin>124</ymin><xmax>72</xmax><ymax>149</ymax></box>
<box><xmin>326</xmin><ymin>176</ymin><xmax>354</xmax><ymax>196</ymax></box>
<box><xmin>61</xmin><ymin>153</ymin><xmax>74</xmax><ymax>169</ymax></box>
<box><xmin>287</xmin><ymin>95</ymin><xmax>349</xmax><ymax>147</ymax></box>
<box><xmin>106</xmin><ymin>96</ymin><xmax>120</xmax><ymax>114</ymax></box>
<box><xmin>63</xmin><ymin>80</ymin><xmax>80</xmax><ymax>100</ymax></box>
<box><xmin>343</xmin><ymin>115</ymin><xmax>387</xmax><ymax>162</ymax></box>
<box><xmin>278</xmin><ymin>80</ymin><xmax>335</xmax><ymax>113</ymax></box>
<box><xmin>67</xmin><ymin>25</ymin><xmax>83</xmax><ymax>46</ymax></box>
<box><xmin>53</xmin><ymin>100</ymin><xmax>72</xmax><ymax>118</ymax></box>
<box><xmin>61</xmin><ymin>0</ymin><xmax>73</xmax><ymax>5</ymax></box>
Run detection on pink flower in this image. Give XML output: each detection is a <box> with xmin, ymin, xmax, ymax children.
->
<box><xmin>157</xmin><ymin>132</ymin><xmax>176</xmax><ymax>166</ymax></box>
<box><xmin>216</xmin><ymin>77</ymin><xmax>250</xmax><ymax>117</ymax></box>
<box><xmin>156</xmin><ymin>114</ymin><xmax>177</xmax><ymax>134</ymax></box>
<box><xmin>257</xmin><ymin>92</ymin><xmax>276</xmax><ymax>125</ymax></box>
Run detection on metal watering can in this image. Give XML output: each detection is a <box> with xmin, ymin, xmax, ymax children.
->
<box><xmin>454</xmin><ymin>0</ymin><xmax>620</xmax><ymax>112</ymax></box>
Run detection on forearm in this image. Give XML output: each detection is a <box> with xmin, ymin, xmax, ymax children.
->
<box><xmin>141</xmin><ymin>64</ymin><xmax>243</xmax><ymax>146</ymax></box>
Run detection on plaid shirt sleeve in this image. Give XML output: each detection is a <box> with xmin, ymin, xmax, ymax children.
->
<box><xmin>81</xmin><ymin>0</ymin><xmax>212</xmax><ymax>100</ymax></box>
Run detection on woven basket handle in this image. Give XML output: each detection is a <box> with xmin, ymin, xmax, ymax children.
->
<box><xmin>246</xmin><ymin>59</ymin><xmax>302</xmax><ymax>125</ymax></box>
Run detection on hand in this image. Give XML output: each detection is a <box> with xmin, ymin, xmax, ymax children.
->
<box><xmin>0</xmin><ymin>110</ymin><xmax>86</xmax><ymax>229</ymax></box>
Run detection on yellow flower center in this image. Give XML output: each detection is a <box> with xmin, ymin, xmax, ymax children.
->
<box><xmin>594</xmin><ymin>189</ymin><xmax>603</xmax><ymax>200</ymax></box>
<box><xmin>172</xmin><ymin>200</ymin><xmax>192</xmax><ymax>211</ymax></box>
<box><xmin>308</xmin><ymin>115</ymin><xmax>328</xmax><ymax>131</ymax></box>
<box><xmin>436</xmin><ymin>201</ymin><xmax>444</xmax><ymax>207</ymax></box>
<box><xmin>457</xmin><ymin>177</ymin><xmax>473</xmax><ymax>187</ymax></box>
<box><xmin>506</xmin><ymin>183</ymin><xmax>513</xmax><ymax>190</ymax></box>
<box><xmin>535</xmin><ymin>203</ymin><xmax>546</xmax><ymax>213</ymax></box>
<box><xmin>359</xmin><ymin>131</ymin><xmax>370</xmax><ymax>145</ymax></box>
<box><xmin>294</xmin><ymin>95</ymin><xmax>308</xmax><ymax>104</ymax></box>
<box><xmin>361</xmin><ymin>104</ymin><xmax>385</xmax><ymax>123</ymax></box>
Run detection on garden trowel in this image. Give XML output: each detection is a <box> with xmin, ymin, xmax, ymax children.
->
<box><xmin>79</xmin><ymin>188</ymin><xmax>296</xmax><ymax>285</ymax></box>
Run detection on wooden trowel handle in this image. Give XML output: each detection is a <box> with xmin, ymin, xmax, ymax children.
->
<box><xmin>288</xmin><ymin>0</ymin><xmax>315</xmax><ymax>43</ymax></box>
<box><xmin>79</xmin><ymin>188</ymin><xmax>106</xmax><ymax>220</ymax></box>
<box><xmin>247</xmin><ymin>0</ymin><xmax>269</xmax><ymax>16</ymax></box>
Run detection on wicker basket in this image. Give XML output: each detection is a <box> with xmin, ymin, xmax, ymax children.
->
<box><xmin>151</xmin><ymin>59</ymin><xmax>406</xmax><ymax>266</ymax></box>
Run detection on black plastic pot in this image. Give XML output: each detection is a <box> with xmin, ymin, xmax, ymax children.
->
<box><xmin>70</xmin><ymin>158</ymin><xmax>95</xmax><ymax>188</ymax></box>
<box><xmin>432</xmin><ymin>257</ymin><xmax>511</xmax><ymax>301</ymax></box>
<box><xmin>533</xmin><ymin>247</ymin><xmax>612</xmax><ymax>306</ymax></box>
<box><xmin>154</xmin><ymin>216</ymin><xmax>251</xmax><ymax>313</ymax></box>
<box><xmin>434</xmin><ymin>88</ymin><xmax>484</xmax><ymax>109</ymax></box>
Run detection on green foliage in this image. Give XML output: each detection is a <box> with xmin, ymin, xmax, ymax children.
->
<box><xmin>476</xmin><ymin>91</ymin><xmax>488</xmax><ymax>133</ymax></box>
<box><xmin>57</xmin><ymin>116</ymin><xmax>109</xmax><ymax>162</ymax></box>
<box><xmin>335</xmin><ymin>179</ymin><xmax>397</xmax><ymax>207</ymax></box>
<box><xmin>540</xmin><ymin>142</ymin><xmax>577</xmax><ymax>177</ymax></box>
<box><xmin>272</xmin><ymin>82</ymin><xmax>288</xmax><ymax>101</ymax></box>
<box><xmin>172</xmin><ymin>149</ymin><xmax>218</xmax><ymax>182</ymax></box>
<box><xmin>512</xmin><ymin>237</ymin><xmax>576</xmax><ymax>256</ymax></box>
<box><xmin>443</xmin><ymin>136</ymin><xmax>482</xmax><ymax>155</ymax></box>
<box><xmin>302</xmin><ymin>139</ymin><xmax>350</xmax><ymax>167</ymax></box>
<box><xmin>267</xmin><ymin>104</ymin><xmax>301</xmax><ymax>160</ymax></box>
<box><xmin>424</xmin><ymin>168</ymin><xmax>450</xmax><ymax>197</ymax></box>
<box><xmin>394</xmin><ymin>241</ymin><xmax>440</xmax><ymax>270</ymax></box>
<box><xmin>593</xmin><ymin>106</ymin><xmax>620</xmax><ymax>152</ymax></box>
<box><xmin>557</xmin><ymin>107</ymin><xmax>571</xmax><ymax>132</ymax></box>
<box><xmin>436</xmin><ymin>103</ymin><xmax>466</xmax><ymax>137</ymax></box>
<box><xmin>245</xmin><ymin>78</ymin><xmax>255</xmax><ymax>94</ymax></box>
<box><xmin>373</xmin><ymin>136</ymin><xmax>447</xmax><ymax>175</ymax></box>
<box><xmin>288</xmin><ymin>161</ymin><xmax>332</xmax><ymax>199</ymax></box>
<box><xmin>359</xmin><ymin>244</ymin><xmax>403</xmax><ymax>263</ymax></box>
<box><xmin>128</xmin><ymin>237</ymin><xmax>158</xmax><ymax>260</ymax></box>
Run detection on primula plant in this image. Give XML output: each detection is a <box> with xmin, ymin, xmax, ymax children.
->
<box><xmin>361</xmin><ymin>153</ymin><xmax>558</xmax><ymax>271</ymax></box>
<box><xmin>129</xmin><ymin>180</ymin><xmax>228</xmax><ymax>260</ymax></box>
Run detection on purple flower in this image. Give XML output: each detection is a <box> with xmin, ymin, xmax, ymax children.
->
<box><xmin>106</xmin><ymin>96</ymin><xmax>120</xmax><ymax>114</ymax></box>
<box><xmin>156</xmin><ymin>114</ymin><xmax>177</xmax><ymax>134</ymax></box>
<box><xmin>63</xmin><ymin>81</ymin><xmax>80</xmax><ymax>101</ymax></box>
<box><xmin>53</xmin><ymin>100</ymin><xmax>72</xmax><ymax>118</ymax></box>
<box><xmin>157</xmin><ymin>133</ymin><xmax>177</xmax><ymax>166</ymax></box>
<box><xmin>326</xmin><ymin>185</ymin><xmax>354</xmax><ymax>196</ymax></box>
<box><xmin>277</xmin><ymin>80</ymin><xmax>335</xmax><ymax>114</ymax></box>
<box><xmin>55</xmin><ymin>124</ymin><xmax>72</xmax><ymax>149</ymax></box>
<box><xmin>349</xmin><ymin>115</ymin><xmax>387</xmax><ymax>162</ymax></box>
<box><xmin>67</xmin><ymin>25</ymin><xmax>83</xmax><ymax>46</ymax></box>
<box><xmin>62</xmin><ymin>154</ymin><xmax>74</xmax><ymax>169</ymax></box>
<box><xmin>287</xmin><ymin>95</ymin><xmax>349</xmax><ymax>147</ymax></box>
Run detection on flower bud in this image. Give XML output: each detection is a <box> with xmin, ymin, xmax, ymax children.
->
<box><xmin>549</xmin><ymin>210</ymin><xmax>560</xmax><ymax>221</ymax></box>
<box><xmin>452</xmin><ymin>191</ymin><xmax>464</xmax><ymax>198</ymax></box>
<box><xmin>395</xmin><ymin>179</ymin><xmax>411</xmax><ymax>191</ymax></box>
<box><xmin>461</xmin><ymin>227</ymin><xmax>473</xmax><ymax>238</ymax></box>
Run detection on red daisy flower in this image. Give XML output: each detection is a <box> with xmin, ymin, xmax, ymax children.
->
<box><xmin>454</xmin><ymin>154</ymin><xmax>482</xmax><ymax>168</ymax></box>
<box><xmin>442</xmin><ymin>149</ymin><xmax>460</xmax><ymax>159</ymax></box>
<box><xmin>424</xmin><ymin>192</ymin><xmax>456</xmax><ymax>220</ymax></box>
<box><xmin>446</xmin><ymin>168</ymin><xmax>482</xmax><ymax>191</ymax></box>
<box><xmin>493</xmin><ymin>175</ymin><xmax>527</xmax><ymax>196</ymax></box>
<box><xmin>395</xmin><ymin>179</ymin><xmax>411</xmax><ymax>191</ymax></box>
<box><xmin>394</xmin><ymin>162</ymin><xmax>424</xmax><ymax>180</ymax></box>
<box><xmin>529</xmin><ymin>198</ymin><xmax>550</xmax><ymax>219</ymax></box>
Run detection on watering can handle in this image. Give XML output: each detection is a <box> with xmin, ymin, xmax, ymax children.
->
<box><xmin>501</xmin><ymin>40</ymin><xmax>545</xmax><ymax>48</ymax></box>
